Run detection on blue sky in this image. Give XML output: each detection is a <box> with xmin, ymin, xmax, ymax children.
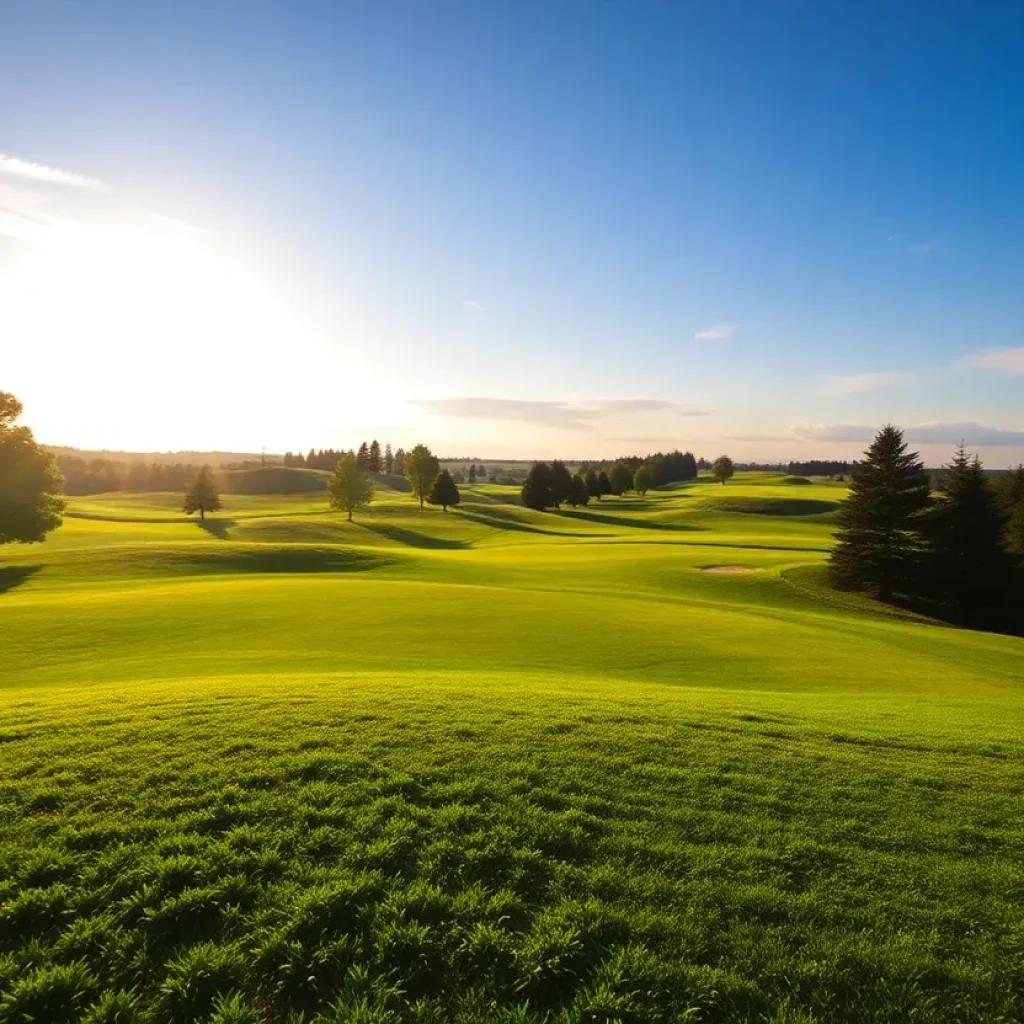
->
<box><xmin>1</xmin><ymin>0</ymin><xmax>1022</xmax><ymax>462</ymax></box>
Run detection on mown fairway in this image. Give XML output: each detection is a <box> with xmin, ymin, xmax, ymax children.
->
<box><xmin>2</xmin><ymin>474</ymin><xmax>1023</xmax><ymax>1023</ymax></box>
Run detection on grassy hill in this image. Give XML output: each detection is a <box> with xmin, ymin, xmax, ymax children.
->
<box><xmin>1</xmin><ymin>472</ymin><xmax>1022</xmax><ymax>1023</ymax></box>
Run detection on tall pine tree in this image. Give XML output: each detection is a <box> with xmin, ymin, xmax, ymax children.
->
<box><xmin>829</xmin><ymin>425</ymin><xmax>931</xmax><ymax>601</ymax></box>
<box><xmin>384</xmin><ymin>443</ymin><xmax>394</xmax><ymax>474</ymax></box>
<box><xmin>368</xmin><ymin>440</ymin><xmax>382</xmax><ymax>474</ymax></box>
<box><xmin>356</xmin><ymin>442</ymin><xmax>370</xmax><ymax>471</ymax></box>
<box><xmin>921</xmin><ymin>446</ymin><xmax>1015</xmax><ymax>626</ymax></box>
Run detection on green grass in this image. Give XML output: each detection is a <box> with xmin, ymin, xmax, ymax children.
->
<box><xmin>1</xmin><ymin>474</ymin><xmax>1023</xmax><ymax>1022</ymax></box>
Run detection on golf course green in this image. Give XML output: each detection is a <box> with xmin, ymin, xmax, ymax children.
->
<box><xmin>2</xmin><ymin>473</ymin><xmax>1022</xmax><ymax>1023</ymax></box>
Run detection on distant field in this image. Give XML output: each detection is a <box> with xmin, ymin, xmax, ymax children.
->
<box><xmin>2</xmin><ymin>473</ymin><xmax>1023</xmax><ymax>1022</ymax></box>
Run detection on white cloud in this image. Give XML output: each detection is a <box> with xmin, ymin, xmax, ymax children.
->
<box><xmin>817</xmin><ymin>371</ymin><xmax>909</xmax><ymax>395</ymax></box>
<box><xmin>962</xmin><ymin>347</ymin><xmax>1024</xmax><ymax>374</ymax></box>
<box><xmin>411</xmin><ymin>397</ymin><xmax>706</xmax><ymax>431</ymax></box>
<box><xmin>0</xmin><ymin>154</ymin><xmax>106</xmax><ymax>191</ymax></box>
<box><xmin>791</xmin><ymin>421</ymin><xmax>1024</xmax><ymax>446</ymax></box>
<box><xmin>694</xmin><ymin>321</ymin><xmax>737</xmax><ymax>341</ymax></box>
<box><xmin>461</xmin><ymin>299</ymin><xmax>483</xmax><ymax>311</ymax></box>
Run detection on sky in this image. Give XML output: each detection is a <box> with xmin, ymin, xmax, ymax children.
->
<box><xmin>1</xmin><ymin>0</ymin><xmax>1022</xmax><ymax>464</ymax></box>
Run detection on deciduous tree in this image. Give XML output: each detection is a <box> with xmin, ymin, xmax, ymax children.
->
<box><xmin>712</xmin><ymin>456</ymin><xmax>734</xmax><ymax>485</ymax></box>
<box><xmin>405</xmin><ymin>444</ymin><xmax>440</xmax><ymax>508</ymax></box>
<box><xmin>0</xmin><ymin>391</ymin><xmax>64</xmax><ymax>545</ymax></box>
<box><xmin>522</xmin><ymin>462</ymin><xmax>555</xmax><ymax>510</ymax></box>
<box><xmin>634</xmin><ymin>463</ymin><xmax>653</xmax><ymax>495</ymax></box>
<box><xmin>550</xmin><ymin>460</ymin><xmax>573</xmax><ymax>507</ymax></box>
<box><xmin>567</xmin><ymin>473</ymin><xmax>590</xmax><ymax>507</ymax></box>
<box><xmin>609</xmin><ymin>462</ymin><xmax>633</xmax><ymax>495</ymax></box>
<box><xmin>328</xmin><ymin>452</ymin><xmax>374</xmax><ymax>521</ymax></box>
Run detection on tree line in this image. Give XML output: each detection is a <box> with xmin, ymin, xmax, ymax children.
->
<box><xmin>830</xmin><ymin>425</ymin><xmax>1024</xmax><ymax>632</ymax></box>
<box><xmin>284</xmin><ymin>442</ymin><xmax>407</xmax><ymax>477</ymax></box>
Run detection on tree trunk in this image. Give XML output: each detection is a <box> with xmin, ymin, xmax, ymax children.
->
<box><xmin>200</xmin><ymin>507</ymin><xmax>205</xmax><ymax>520</ymax></box>
<box><xmin>348</xmin><ymin>510</ymin><xmax>353</xmax><ymax>522</ymax></box>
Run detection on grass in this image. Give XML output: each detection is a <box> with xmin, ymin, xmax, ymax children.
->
<box><xmin>1</xmin><ymin>472</ymin><xmax>1023</xmax><ymax>1022</ymax></box>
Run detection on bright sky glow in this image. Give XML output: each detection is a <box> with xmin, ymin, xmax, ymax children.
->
<box><xmin>1</xmin><ymin>1</ymin><xmax>1022</xmax><ymax>463</ymax></box>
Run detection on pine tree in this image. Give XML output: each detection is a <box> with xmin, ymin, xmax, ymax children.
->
<box><xmin>586</xmin><ymin>468</ymin><xmax>601</xmax><ymax>501</ymax></box>
<box><xmin>921</xmin><ymin>446</ymin><xmax>1014</xmax><ymax>625</ymax></box>
<box><xmin>393</xmin><ymin>448</ymin><xmax>405</xmax><ymax>477</ymax></box>
<box><xmin>995</xmin><ymin>465</ymin><xmax>1024</xmax><ymax>553</ymax></box>
<box><xmin>550</xmin><ymin>460</ymin><xmax>573</xmax><ymax>507</ymax></box>
<box><xmin>597</xmin><ymin>470</ymin><xmax>612</xmax><ymax>501</ymax></box>
<box><xmin>428</xmin><ymin>469</ymin><xmax>460</xmax><ymax>511</ymax></box>
<box><xmin>405</xmin><ymin>444</ymin><xmax>439</xmax><ymax>508</ymax></box>
<box><xmin>183</xmin><ymin>466</ymin><xmax>222</xmax><ymax>521</ymax></box>
<box><xmin>356</xmin><ymin>442</ymin><xmax>369</xmax><ymax>471</ymax></box>
<box><xmin>829</xmin><ymin>425</ymin><xmax>931</xmax><ymax>601</ymax></box>
<box><xmin>368</xmin><ymin>440</ymin><xmax>381</xmax><ymax>474</ymax></box>
<box><xmin>468</xmin><ymin>465</ymin><xmax>477</xmax><ymax>484</ymax></box>
<box><xmin>522</xmin><ymin>462</ymin><xmax>555</xmax><ymax>510</ymax></box>
<box><xmin>328</xmin><ymin>452</ymin><xmax>374</xmax><ymax>521</ymax></box>
<box><xmin>384</xmin><ymin>443</ymin><xmax>394</xmax><ymax>474</ymax></box>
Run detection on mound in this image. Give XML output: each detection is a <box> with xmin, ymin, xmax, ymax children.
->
<box><xmin>699</xmin><ymin>564</ymin><xmax>760</xmax><ymax>574</ymax></box>
<box><xmin>782</xmin><ymin>475</ymin><xmax>813</xmax><ymax>485</ymax></box>
<box><xmin>709</xmin><ymin>497</ymin><xmax>838</xmax><ymax>516</ymax></box>
<box><xmin>221</xmin><ymin>467</ymin><xmax>327</xmax><ymax>495</ymax></box>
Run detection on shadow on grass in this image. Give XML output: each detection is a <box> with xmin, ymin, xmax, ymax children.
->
<box><xmin>357</xmin><ymin>522</ymin><xmax>469</xmax><ymax>549</ymax></box>
<box><xmin>0</xmin><ymin>565</ymin><xmax>41</xmax><ymax>594</ymax></box>
<box><xmin>457</xmin><ymin>508</ymin><xmax>594</xmax><ymax>538</ymax></box>
<box><xmin>195</xmin><ymin>518</ymin><xmax>237</xmax><ymax>539</ymax></box>
<box><xmin>557</xmin><ymin>508</ymin><xmax>704</xmax><ymax>532</ymax></box>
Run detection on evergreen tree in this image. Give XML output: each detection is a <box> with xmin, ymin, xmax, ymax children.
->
<box><xmin>522</xmin><ymin>462</ymin><xmax>556</xmax><ymax>510</ymax></box>
<box><xmin>586</xmin><ymin>468</ymin><xmax>601</xmax><ymax>501</ymax></box>
<box><xmin>428</xmin><ymin>469</ymin><xmax>460</xmax><ymax>511</ymax></box>
<box><xmin>468</xmin><ymin>464</ymin><xmax>477</xmax><ymax>484</ymax></box>
<box><xmin>829</xmin><ymin>425</ymin><xmax>931</xmax><ymax>601</ymax></box>
<box><xmin>183</xmin><ymin>466</ymin><xmax>222</xmax><ymax>521</ymax></box>
<box><xmin>328</xmin><ymin>451</ymin><xmax>374</xmax><ymax>521</ymax></box>
<box><xmin>712</xmin><ymin>455</ymin><xmax>735</xmax><ymax>485</ymax></box>
<box><xmin>368</xmin><ymin>440</ymin><xmax>382</xmax><ymax>474</ymax></box>
<box><xmin>921</xmin><ymin>446</ymin><xmax>1014</xmax><ymax>625</ymax></box>
<box><xmin>550</xmin><ymin>460</ymin><xmax>573</xmax><ymax>507</ymax></box>
<box><xmin>597</xmin><ymin>470</ymin><xmax>612</xmax><ymax>500</ymax></box>
<box><xmin>393</xmin><ymin>448</ymin><xmax>405</xmax><ymax>477</ymax></box>
<box><xmin>478</xmin><ymin>464</ymin><xmax>487</xmax><ymax>478</ymax></box>
<box><xmin>995</xmin><ymin>466</ymin><xmax>1024</xmax><ymax>554</ymax></box>
<box><xmin>307</xmin><ymin>448</ymin><xmax>317</xmax><ymax>467</ymax></box>
<box><xmin>634</xmin><ymin>463</ymin><xmax>653</xmax><ymax>495</ymax></box>
<box><xmin>405</xmin><ymin>444</ymin><xmax>440</xmax><ymax>508</ymax></box>
<box><xmin>0</xmin><ymin>391</ymin><xmax>64</xmax><ymax>545</ymax></box>
<box><xmin>384</xmin><ymin>443</ymin><xmax>394</xmax><ymax>474</ymax></box>
<box><xmin>567</xmin><ymin>473</ymin><xmax>590</xmax><ymax>507</ymax></box>
<box><xmin>356</xmin><ymin>442</ymin><xmax>369</xmax><ymax>471</ymax></box>
<box><xmin>609</xmin><ymin>462</ymin><xmax>633</xmax><ymax>495</ymax></box>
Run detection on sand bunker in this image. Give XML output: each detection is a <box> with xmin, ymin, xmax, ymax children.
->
<box><xmin>699</xmin><ymin>564</ymin><xmax>761</xmax><ymax>574</ymax></box>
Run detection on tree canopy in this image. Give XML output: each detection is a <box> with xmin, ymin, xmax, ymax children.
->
<box><xmin>633</xmin><ymin>463</ymin><xmax>653</xmax><ymax>495</ymax></box>
<box><xmin>522</xmin><ymin>462</ymin><xmax>556</xmax><ymax>510</ymax></box>
<box><xmin>0</xmin><ymin>391</ymin><xmax>65</xmax><ymax>545</ymax></box>
<box><xmin>405</xmin><ymin>444</ymin><xmax>439</xmax><ymax>508</ymax></box>
<box><xmin>328</xmin><ymin>452</ymin><xmax>374</xmax><ymax>521</ymax></box>
<box><xmin>428</xmin><ymin>469</ymin><xmax>460</xmax><ymax>511</ymax></box>
<box><xmin>567</xmin><ymin>473</ymin><xmax>590</xmax><ymax>507</ymax></box>
<box><xmin>609</xmin><ymin>462</ymin><xmax>633</xmax><ymax>495</ymax></box>
<box><xmin>711</xmin><ymin>456</ymin><xmax>735</xmax><ymax>485</ymax></box>
<box><xmin>183</xmin><ymin>466</ymin><xmax>222</xmax><ymax>521</ymax></box>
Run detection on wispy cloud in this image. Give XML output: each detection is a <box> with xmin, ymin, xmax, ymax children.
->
<box><xmin>791</xmin><ymin>421</ymin><xmax>1024</xmax><ymax>446</ymax></box>
<box><xmin>461</xmin><ymin>299</ymin><xmax>483</xmax><ymax>311</ymax></box>
<box><xmin>909</xmin><ymin>241</ymin><xmax>934</xmax><ymax>254</ymax></box>
<box><xmin>961</xmin><ymin>347</ymin><xmax>1024</xmax><ymax>374</ymax></box>
<box><xmin>817</xmin><ymin>371</ymin><xmax>909</xmax><ymax>395</ymax></box>
<box><xmin>0</xmin><ymin>154</ymin><xmax>106</xmax><ymax>191</ymax></box>
<box><xmin>694</xmin><ymin>322</ymin><xmax>737</xmax><ymax>341</ymax></box>
<box><xmin>411</xmin><ymin>397</ymin><xmax>706</xmax><ymax>431</ymax></box>
<box><xmin>725</xmin><ymin>433</ymin><xmax>795</xmax><ymax>443</ymax></box>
